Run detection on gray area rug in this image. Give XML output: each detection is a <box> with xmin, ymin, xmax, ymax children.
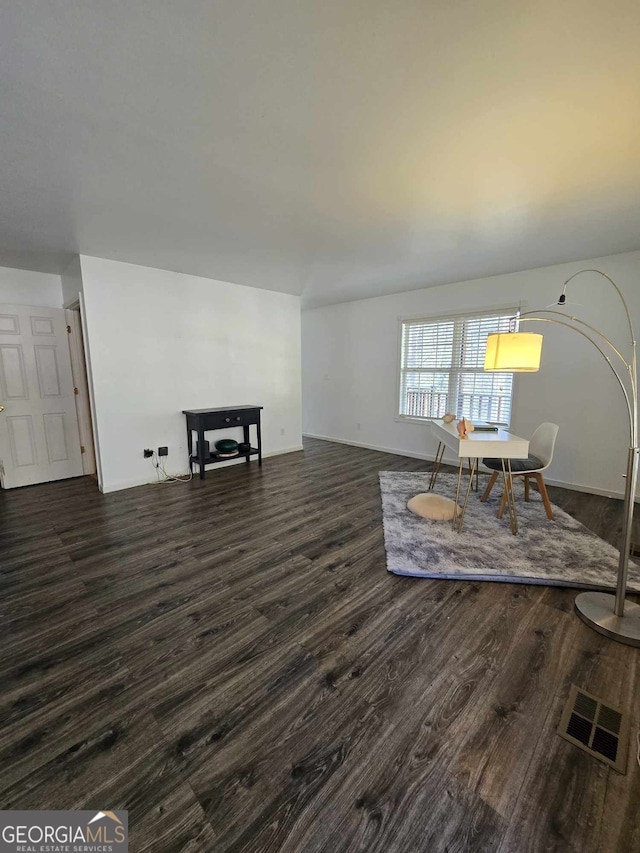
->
<box><xmin>379</xmin><ymin>471</ymin><xmax>640</xmax><ymax>592</ymax></box>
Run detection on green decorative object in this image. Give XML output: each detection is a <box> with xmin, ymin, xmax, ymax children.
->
<box><xmin>215</xmin><ymin>438</ymin><xmax>239</xmax><ymax>454</ymax></box>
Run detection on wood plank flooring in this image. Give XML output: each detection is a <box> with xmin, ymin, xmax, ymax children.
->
<box><xmin>1</xmin><ymin>437</ymin><xmax>639</xmax><ymax>852</ymax></box>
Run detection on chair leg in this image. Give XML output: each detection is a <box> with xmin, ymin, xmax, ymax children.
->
<box><xmin>481</xmin><ymin>471</ymin><xmax>498</xmax><ymax>502</ymax></box>
<box><xmin>535</xmin><ymin>473</ymin><xmax>554</xmax><ymax>520</ymax></box>
<box><xmin>524</xmin><ymin>475</ymin><xmax>530</xmax><ymax>502</ymax></box>
<box><xmin>497</xmin><ymin>472</ymin><xmax>522</xmax><ymax>521</ymax></box>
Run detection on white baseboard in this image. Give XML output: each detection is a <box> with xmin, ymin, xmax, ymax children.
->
<box><xmin>538</xmin><ymin>476</ymin><xmax>629</xmax><ymax>501</ymax></box>
<box><xmin>100</xmin><ymin>445</ymin><xmax>304</xmax><ymax>493</ymax></box>
<box><xmin>101</xmin><ymin>476</ymin><xmax>157</xmax><ymax>493</ymax></box>
<box><xmin>303</xmin><ymin>432</ymin><xmax>435</xmax><ymax>461</ymax></box>
<box><xmin>264</xmin><ymin>445</ymin><xmax>304</xmax><ymax>458</ymax></box>
<box><xmin>302</xmin><ymin>432</ymin><xmax>632</xmax><ymax>502</ymax></box>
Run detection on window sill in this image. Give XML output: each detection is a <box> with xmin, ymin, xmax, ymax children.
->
<box><xmin>395</xmin><ymin>415</ymin><xmax>437</xmax><ymax>425</ymax></box>
<box><xmin>395</xmin><ymin>415</ymin><xmax>510</xmax><ymax>428</ymax></box>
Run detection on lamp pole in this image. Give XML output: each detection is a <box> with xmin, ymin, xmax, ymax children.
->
<box><xmin>519</xmin><ymin>270</ymin><xmax>640</xmax><ymax>645</ymax></box>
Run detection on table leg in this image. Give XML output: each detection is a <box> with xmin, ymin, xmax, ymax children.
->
<box><xmin>186</xmin><ymin>425</ymin><xmax>193</xmax><ymax>474</ymax></box>
<box><xmin>453</xmin><ymin>460</ymin><xmax>465</xmax><ymax>530</ymax></box>
<box><xmin>454</xmin><ymin>457</ymin><xmax>478</xmax><ymax>532</ymax></box>
<box><xmin>500</xmin><ymin>458</ymin><xmax>518</xmax><ymax>534</ymax></box>
<box><xmin>429</xmin><ymin>442</ymin><xmax>445</xmax><ymax>490</ymax></box>
<box><xmin>198</xmin><ymin>426</ymin><xmax>206</xmax><ymax>480</ymax></box>
<box><xmin>243</xmin><ymin>424</ymin><xmax>250</xmax><ymax>464</ymax></box>
<box><xmin>467</xmin><ymin>457</ymin><xmax>478</xmax><ymax>491</ymax></box>
<box><xmin>257</xmin><ymin>414</ymin><xmax>262</xmax><ymax>466</ymax></box>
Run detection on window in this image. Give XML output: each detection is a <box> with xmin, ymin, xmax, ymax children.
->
<box><xmin>398</xmin><ymin>309</ymin><xmax>517</xmax><ymax>424</ymax></box>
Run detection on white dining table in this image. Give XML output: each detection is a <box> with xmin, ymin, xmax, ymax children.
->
<box><xmin>429</xmin><ymin>420</ymin><xmax>529</xmax><ymax>534</ymax></box>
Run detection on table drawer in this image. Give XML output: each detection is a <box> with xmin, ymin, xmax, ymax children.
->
<box><xmin>201</xmin><ymin>409</ymin><xmax>259</xmax><ymax>430</ymax></box>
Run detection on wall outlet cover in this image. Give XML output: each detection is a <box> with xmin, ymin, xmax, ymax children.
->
<box><xmin>158</xmin><ymin>446</ymin><xmax>168</xmax><ymax>457</ymax></box>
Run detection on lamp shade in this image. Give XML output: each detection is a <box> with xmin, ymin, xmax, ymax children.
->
<box><xmin>484</xmin><ymin>332</ymin><xmax>543</xmax><ymax>372</ymax></box>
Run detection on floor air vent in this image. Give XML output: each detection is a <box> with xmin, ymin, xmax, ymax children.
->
<box><xmin>558</xmin><ymin>684</ymin><xmax>629</xmax><ymax>774</ymax></box>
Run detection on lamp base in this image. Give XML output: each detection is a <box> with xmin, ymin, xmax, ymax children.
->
<box><xmin>574</xmin><ymin>592</ymin><xmax>640</xmax><ymax>647</ymax></box>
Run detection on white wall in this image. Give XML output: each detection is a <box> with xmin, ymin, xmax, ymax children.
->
<box><xmin>302</xmin><ymin>250</ymin><xmax>640</xmax><ymax>499</ymax></box>
<box><xmin>60</xmin><ymin>256</ymin><xmax>84</xmax><ymax>307</ymax></box>
<box><xmin>0</xmin><ymin>266</ymin><xmax>63</xmax><ymax>307</ymax></box>
<box><xmin>79</xmin><ymin>256</ymin><xmax>302</xmax><ymax>493</ymax></box>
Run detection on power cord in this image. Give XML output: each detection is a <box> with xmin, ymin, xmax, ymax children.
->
<box><xmin>148</xmin><ymin>451</ymin><xmax>193</xmax><ymax>484</ymax></box>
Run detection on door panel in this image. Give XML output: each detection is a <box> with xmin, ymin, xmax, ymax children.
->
<box><xmin>0</xmin><ymin>344</ymin><xmax>29</xmax><ymax>398</ymax></box>
<box><xmin>30</xmin><ymin>316</ymin><xmax>55</xmax><ymax>336</ymax></box>
<box><xmin>35</xmin><ymin>346</ymin><xmax>62</xmax><ymax>397</ymax></box>
<box><xmin>0</xmin><ymin>314</ymin><xmax>20</xmax><ymax>334</ymax></box>
<box><xmin>43</xmin><ymin>413</ymin><xmax>70</xmax><ymax>462</ymax></box>
<box><xmin>0</xmin><ymin>304</ymin><xmax>83</xmax><ymax>488</ymax></box>
<box><xmin>7</xmin><ymin>415</ymin><xmax>37</xmax><ymax>467</ymax></box>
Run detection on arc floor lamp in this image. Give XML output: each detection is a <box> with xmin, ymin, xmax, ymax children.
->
<box><xmin>484</xmin><ymin>269</ymin><xmax>640</xmax><ymax>647</ymax></box>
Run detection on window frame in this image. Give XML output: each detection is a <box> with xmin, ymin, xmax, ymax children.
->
<box><xmin>395</xmin><ymin>303</ymin><xmax>524</xmax><ymax>427</ymax></box>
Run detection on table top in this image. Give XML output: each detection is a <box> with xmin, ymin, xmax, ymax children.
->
<box><xmin>431</xmin><ymin>420</ymin><xmax>529</xmax><ymax>459</ymax></box>
<box><xmin>183</xmin><ymin>405</ymin><xmax>263</xmax><ymax>415</ymax></box>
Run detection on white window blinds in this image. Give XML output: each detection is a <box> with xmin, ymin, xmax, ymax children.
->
<box><xmin>399</xmin><ymin>309</ymin><xmax>517</xmax><ymax>424</ymax></box>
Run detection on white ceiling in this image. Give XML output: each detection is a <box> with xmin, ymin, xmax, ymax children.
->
<box><xmin>1</xmin><ymin>1</ymin><xmax>639</xmax><ymax>307</ymax></box>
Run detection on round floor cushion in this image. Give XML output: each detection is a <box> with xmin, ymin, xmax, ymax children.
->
<box><xmin>407</xmin><ymin>492</ymin><xmax>461</xmax><ymax>521</ymax></box>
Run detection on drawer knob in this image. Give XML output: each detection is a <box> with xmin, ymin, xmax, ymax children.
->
<box><xmin>235</xmin><ymin>416</ymin><xmax>240</xmax><ymax>421</ymax></box>
<box><xmin>224</xmin><ymin>417</ymin><xmax>230</xmax><ymax>423</ymax></box>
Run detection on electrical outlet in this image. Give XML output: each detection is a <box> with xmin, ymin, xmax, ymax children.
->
<box><xmin>143</xmin><ymin>449</ymin><xmax>154</xmax><ymax>458</ymax></box>
<box><xmin>158</xmin><ymin>446</ymin><xmax>168</xmax><ymax>457</ymax></box>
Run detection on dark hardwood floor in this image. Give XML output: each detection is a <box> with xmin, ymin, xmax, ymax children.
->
<box><xmin>1</xmin><ymin>437</ymin><xmax>639</xmax><ymax>852</ymax></box>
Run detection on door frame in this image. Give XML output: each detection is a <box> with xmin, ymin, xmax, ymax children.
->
<box><xmin>65</xmin><ymin>304</ymin><xmax>97</xmax><ymax>478</ymax></box>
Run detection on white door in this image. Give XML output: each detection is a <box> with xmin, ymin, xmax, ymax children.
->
<box><xmin>0</xmin><ymin>304</ymin><xmax>83</xmax><ymax>488</ymax></box>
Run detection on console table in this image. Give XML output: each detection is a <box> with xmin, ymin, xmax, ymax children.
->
<box><xmin>183</xmin><ymin>406</ymin><xmax>263</xmax><ymax>480</ymax></box>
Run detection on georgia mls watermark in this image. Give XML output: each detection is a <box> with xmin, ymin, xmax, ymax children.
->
<box><xmin>0</xmin><ymin>811</ymin><xmax>128</xmax><ymax>853</ymax></box>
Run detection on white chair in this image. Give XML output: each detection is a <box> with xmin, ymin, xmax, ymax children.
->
<box><xmin>481</xmin><ymin>422</ymin><xmax>560</xmax><ymax>520</ymax></box>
